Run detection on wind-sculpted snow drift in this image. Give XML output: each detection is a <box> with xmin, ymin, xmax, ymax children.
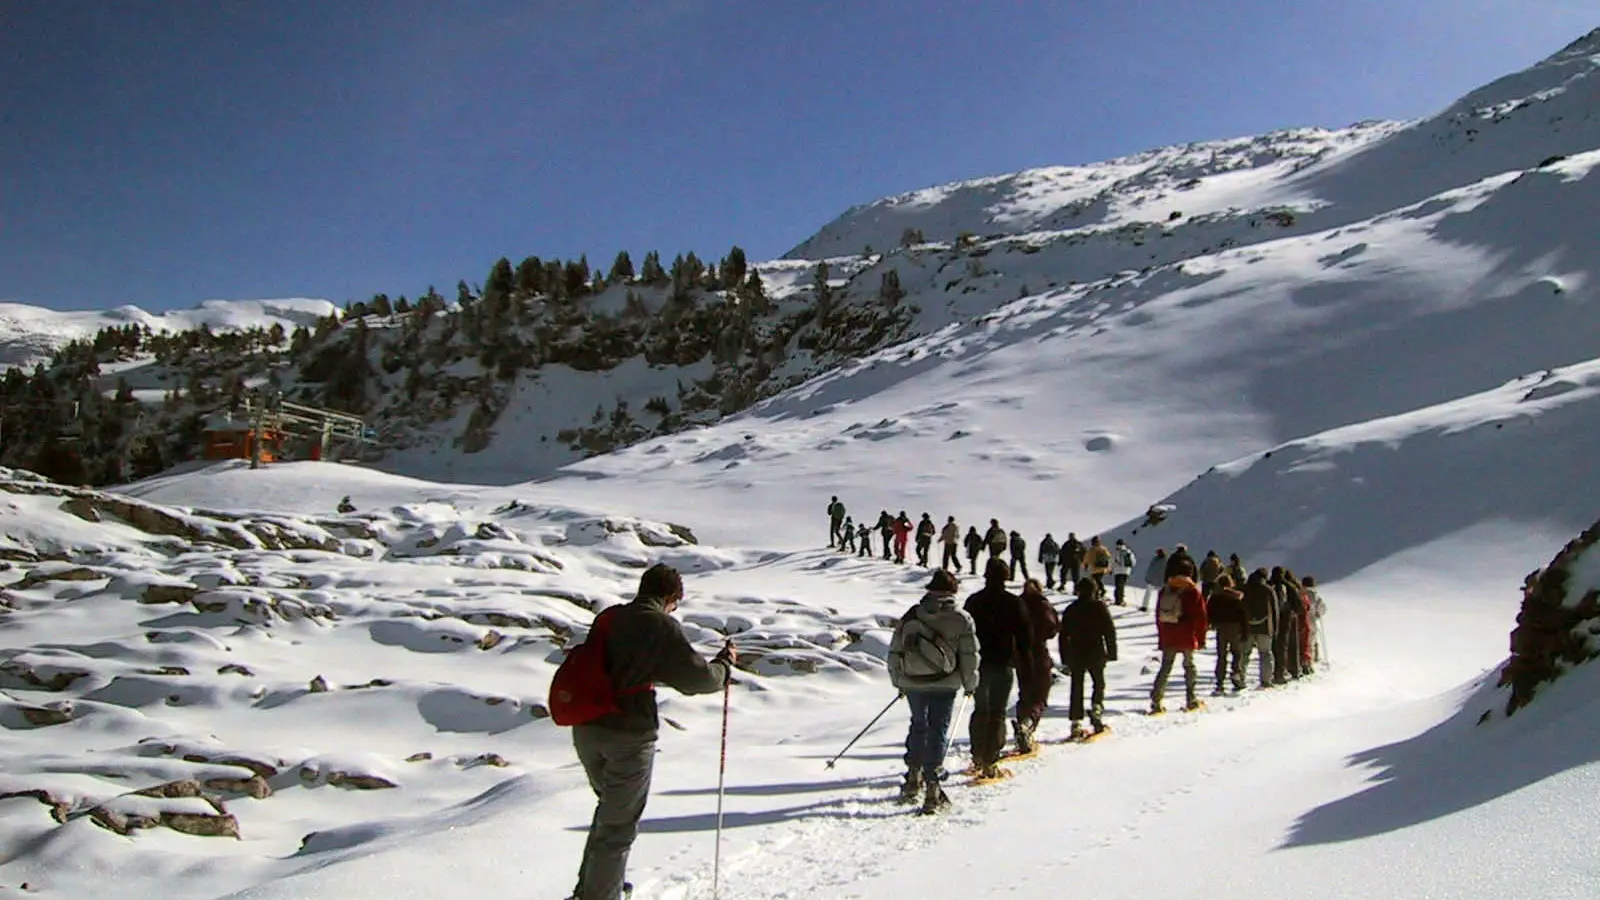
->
<box><xmin>0</xmin><ymin>465</ymin><xmax>909</xmax><ymax>896</ymax></box>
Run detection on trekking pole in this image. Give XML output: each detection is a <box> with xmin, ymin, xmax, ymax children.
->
<box><xmin>824</xmin><ymin>693</ymin><xmax>903</xmax><ymax>769</ymax></box>
<box><xmin>938</xmin><ymin>691</ymin><xmax>971</xmax><ymax>772</ymax></box>
<box><xmin>714</xmin><ymin>640</ymin><xmax>733</xmax><ymax>900</ymax></box>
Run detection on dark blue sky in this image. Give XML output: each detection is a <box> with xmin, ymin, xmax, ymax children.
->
<box><xmin>2</xmin><ymin>1</ymin><xmax>1591</xmax><ymax>312</ymax></box>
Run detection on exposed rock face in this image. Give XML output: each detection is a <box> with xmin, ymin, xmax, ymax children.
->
<box><xmin>326</xmin><ymin>771</ymin><xmax>398</xmax><ymax>790</ymax></box>
<box><xmin>18</xmin><ymin>703</ymin><xmax>74</xmax><ymax>726</ymax></box>
<box><xmin>160</xmin><ymin>809</ymin><xmax>241</xmax><ymax>838</ymax></box>
<box><xmin>1499</xmin><ymin>518</ymin><xmax>1600</xmax><ymax>715</ymax></box>
<box><xmin>141</xmin><ymin>583</ymin><xmax>201</xmax><ymax>604</ymax></box>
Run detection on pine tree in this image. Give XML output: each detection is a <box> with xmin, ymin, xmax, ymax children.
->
<box><xmin>720</xmin><ymin>246</ymin><xmax>748</xmax><ymax>287</ymax></box>
<box><xmin>877</xmin><ymin>269</ymin><xmax>906</xmax><ymax>307</ymax></box>
<box><xmin>371</xmin><ymin>293</ymin><xmax>393</xmax><ymax>317</ymax></box>
<box><xmin>564</xmin><ymin>256</ymin><xmax>591</xmax><ymax>297</ymax></box>
<box><xmin>515</xmin><ymin>256</ymin><xmax>544</xmax><ymax>296</ymax></box>
<box><xmin>640</xmin><ymin>251</ymin><xmax>667</xmax><ymax>286</ymax></box>
<box><xmin>812</xmin><ymin>261</ymin><xmax>834</xmax><ymax>318</ymax></box>
<box><xmin>740</xmin><ymin>269</ymin><xmax>768</xmax><ymax>313</ymax></box>
<box><xmin>608</xmin><ymin>250</ymin><xmax>635</xmax><ymax>282</ymax></box>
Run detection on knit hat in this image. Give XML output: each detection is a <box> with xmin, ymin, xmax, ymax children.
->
<box><xmin>638</xmin><ymin>563</ymin><xmax>683</xmax><ymax>601</ymax></box>
<box><xmin>926</xmin><ymin>569</ymin><xmax>960</xmax><ymax>593</ymax></box>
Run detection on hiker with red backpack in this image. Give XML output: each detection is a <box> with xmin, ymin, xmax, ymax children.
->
<box><xmin>1150</xmin><ymin>556</ymin><xmax>1208</xmax><ymax>714</ymax></box>
<box><xmin>554</xmin><ymin>564</ymin><xmax>735</xmax><ymax>900</ymax></box>
<box><xmin>888</xmin><ymin>568</ymin><xmax>980</xmax><ymax>814</ymax></box>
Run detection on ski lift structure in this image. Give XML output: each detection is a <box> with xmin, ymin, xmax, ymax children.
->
<box><xmin>202</xmin><ymin>391</ymin><xmax>372</xmax><ymax>469</ymax></box>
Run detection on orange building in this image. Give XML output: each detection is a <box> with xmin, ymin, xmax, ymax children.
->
<box><xmin>201</xmin><ymin>414</ymin><xmax>285</xmax><ymax>462</ymax></box>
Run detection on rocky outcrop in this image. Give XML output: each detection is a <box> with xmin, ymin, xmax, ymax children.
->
<box><xmin>325</xmin><ymin>771</ymin><xmax>398</xmax><ymax>790</ymax></box>
<box><xmin>1498</xmin><ymin>518</ymin><xmax>1600</xmax><ymax>715</ymax></box>
<box><xmin>140</xmin><ymin>583</ymin><xmax>201</xmax><ymax>605</ymax></box>
<box><xmin>0</xmin><ymin>476</ymin><xmax>354</xmax><ymax>555</ymax></box>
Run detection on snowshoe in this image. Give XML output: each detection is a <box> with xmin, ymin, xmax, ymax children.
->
<box><xmin>970</xmin><ymin>763</ymin><xmax>1011</xmax><ymax>784</ymax></box>
<box><xmin>919</xmin><ymin>782</ymin><xmax>951</xmax><ymax>815</ymax></box>
<box><xmin>1183</xmin><ymin>699</ymin><xmax>1207</xmax><ymax>712</ymax></box>
<box><xmin>1147</xmin><ymin>702</ymin><xmax>1166</xmax><ymax>717</ymax></box>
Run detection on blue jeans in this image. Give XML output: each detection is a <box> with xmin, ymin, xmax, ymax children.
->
<box><xmin>904</xmin><ymin>690</ymin><xmax>958</xmax><ymax>779</ymax></box>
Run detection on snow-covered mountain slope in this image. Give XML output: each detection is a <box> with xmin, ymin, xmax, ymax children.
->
<box><xmin>8</xmin><ymin>455</ymin><xmax>1583</xmax><ymax>900</ymax></box>
<box><xmin>785</xmin><ymin>123</ymin><xmax>1402</xmax><ymax>260</ymax></box>
<box><xmin>0</xmin><ymin>298</ymin><xmax>335</xmax><ymax>372</ymax></box>
<box><xmin>490</xmin><ymin>148</ymin><xmax>1599</xmax><ymax>561</ymax></box>
<box><xmin>417</xmin><ymin>27</ymin><xmax>1596</xmax><ymax>489</ymax></box>
<box><xmin>1120</xmin><ymin>357</ymin><xmax>1600</xmax><ymax>580</ymax></box>
<box><xmin>786</xmin><ymin>29</ymin><xmax>1600</xmax><ymax>266</ymax></box>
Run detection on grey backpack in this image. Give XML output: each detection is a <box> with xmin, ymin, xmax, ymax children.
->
<box><xmin>899</xmin><ymin>611</ymin><xmax>958</xmax><ymax>679</ymax></box>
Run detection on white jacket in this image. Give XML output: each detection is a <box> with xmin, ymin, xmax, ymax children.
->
<box><xmin>1111</xmin><ymin>544</ymin><xmax>1137</xmax><ymax>576</ymax></box>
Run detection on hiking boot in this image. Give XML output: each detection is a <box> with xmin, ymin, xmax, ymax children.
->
<box><xmin>1012</xmin><ymin>718</ymin><xmax>1037</xmax><ymax>755</ymax></box>
<box><xmin>897</xmin><ymin>768</ymin><xmax>924</xmax><ymax>804</ymax></box>
<box><xmin>1184</xmin><ymin>698</ymin><xmax>1205</xmax><ymax>712</ymax></box>
<box><xmin>1148</xmin><ymin>701</ymin><xmax>1166</xmax><ymax>715</ymax></box>
<box><xmin>1211</xmin><ymin>686</ymin><xmax>1226</xmax><ymax>697</ymax></box>
<box><xmin>921</xmin><ymin>780</ymin><xmax>951</xmax><ymax>814</ymax></box>
<box><xmin>1091</xmin><ymin>720</ymin><xmax>1108</xmax><ymax>735</ymax></box>
<box><xmin>1069</xmin><ymin>722</ymin><xmax>1090</xmax><ymax>741</ymax></box>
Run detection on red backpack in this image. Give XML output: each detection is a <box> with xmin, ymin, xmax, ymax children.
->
<box><xmin>549</xmin><ymin>607</ymin><xmax>653</xmax><ymax>726</ymax></box>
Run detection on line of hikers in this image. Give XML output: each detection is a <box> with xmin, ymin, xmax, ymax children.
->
<box><xmin>826</xmin><ymin>497</ymin><xmax>1143</xmax><ymax>599</ymax></box>
<box><xmin>885</xmin><ymin>545</ymin><xmax>1328</xmax><ymax>813</ymax></box>
<box><xmin>560</xmin><ymin>547</ymin><xmax>1331</xmax><ymax>895</ymax></box>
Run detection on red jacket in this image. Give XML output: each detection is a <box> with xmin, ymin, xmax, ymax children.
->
<box><xmin>1155</xmin><ymin>577</ymin><xmax>1208</xmax><ymax>651</ymax></box>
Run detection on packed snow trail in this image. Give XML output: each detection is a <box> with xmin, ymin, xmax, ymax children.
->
<box><xmin>581</xmin><ymin>530</ymin><xmax>1552</xmax><ymax>900</ymax></box>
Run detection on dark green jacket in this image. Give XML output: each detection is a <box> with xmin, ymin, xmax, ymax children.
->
<box><xmin>594</xmin><ymin>596</ymin><xmax>729</xmax><ymax>733</ymax></box>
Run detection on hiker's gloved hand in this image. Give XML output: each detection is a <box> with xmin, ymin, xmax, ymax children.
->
<box><xmin>715</xmin><ymin>644</ymin><xmax>738</xmax><ymax>667</ymax></box>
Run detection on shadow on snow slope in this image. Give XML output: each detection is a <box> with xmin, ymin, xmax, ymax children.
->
<box><xmin>1287</xmin><ymin>660</ymin><xmax>1600</xmax><ymax>847</ymax></box>
<box><xmin>1111</xmin><ymin>357</ymin><xmax>1600</xmax><ymax>581</ymax></box>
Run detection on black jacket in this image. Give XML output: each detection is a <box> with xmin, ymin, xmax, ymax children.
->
<box><xmin>1057</xmin><ymin>596</ymin><xmax>1118</xmax><ymax>668</ymax></box>
<box><xmin>594</xmin><ymin>596</ymin><xmax>729</xmax><ymax>733</ymax></box>
<box><xmin>1061</xmin><ymin>538</ymin><xmax>1084</xmax><ymax>565</ymax></box>
<box><xmin>964</xmin><ymin>530</ymin><xmax>984</xmax><ymax>555</ymax></box>
<box><xmin>1038</xmin><ymin>535</ymin><xmax>1060</xmax><ymax>564</ymax></box>
<box><xmin>964</xmin><ymin>584</ymin><xmax>1033</xmax><ymax>669</ymax></box>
